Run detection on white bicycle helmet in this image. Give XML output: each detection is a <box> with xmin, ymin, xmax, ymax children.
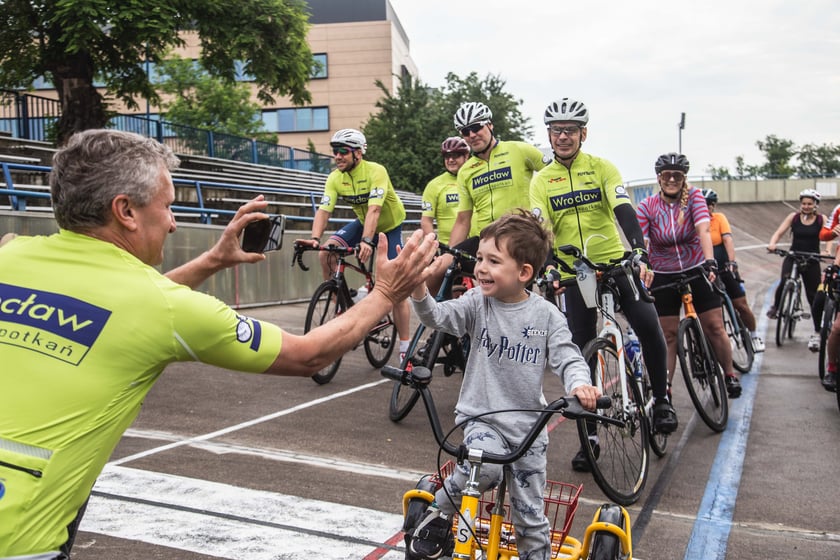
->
<box><xmin>453</xmin><ymin>102</ymin><xmax>493</xmax><ymax>131</ymax></box>
<box><xmin>799</xmin><ymin>188</ymin><xmax>821</xmax><ymax>203</ymax></box>
<box><xmin>543</xmin><ymin>98</ymin><xmax>589</xmax><ymax>125</ymax></box>
<box><xmin>330</xmin><ymin>128</ymin><xmax>367</xmax><ymax>153</ymax></box>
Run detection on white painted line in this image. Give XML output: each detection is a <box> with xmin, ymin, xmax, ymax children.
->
<box><xmin>82</xmin><ymin>465</ymin><xmax>406</xmax><ymax>560</ymax></box>
<box><xmin>109</xmin><ymin>378</ymin><xmax>390</xmax><ymax>466</ymax></box>
<box><xmin>122</xmin><ymin>427</ymin><xmax>430</xmax><ymax>482</ymax></box>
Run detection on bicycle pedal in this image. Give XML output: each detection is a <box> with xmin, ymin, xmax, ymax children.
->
<box><xmin>799</xmin><ymin>312</ymin><xmax>811</xmax><ymax>319</ymax></box>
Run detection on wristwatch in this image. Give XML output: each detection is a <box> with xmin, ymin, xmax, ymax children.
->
<box><xmin>361</xmin><ymin>236</ymin><xmax>376</xmax><ymax>247</ymax></box>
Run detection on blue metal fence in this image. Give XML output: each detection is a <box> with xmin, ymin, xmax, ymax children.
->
<box><xmin>0</xmin><ymin>90</ymin><xmax>334</xmax><ymax>173</ymax></box>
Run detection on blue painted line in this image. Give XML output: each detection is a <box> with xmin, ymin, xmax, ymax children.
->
<box><xmin>683</xmin><ymin>281</ymin><xmax>775</xmax><ymax>559</ymax></box>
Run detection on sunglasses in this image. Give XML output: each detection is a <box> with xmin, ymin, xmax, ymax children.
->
<box><xmin>548</xmin><ymin>125</ymin><xmax>581</xmax><ymax>136</ymax></box>
<box><xmin>332</xmin><ymin>146</ymin><xmax>353</xmax><ymax>155</ymax></box>
<box><xmin>459</xmin><ymin>122</ymin><xmax>486</xmax><ymax>137</ymax></box>
<box><xmin>443</xmin><ymin>152</ymin><xmax>467</xmax><ymax>160</ymax></box>
<box><xmin>659</xmin><ymin>171</ymin><xmax>685</xmax><ymax>182</ymax></box>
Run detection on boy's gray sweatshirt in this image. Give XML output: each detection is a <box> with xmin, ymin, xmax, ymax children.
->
<box><xmin>411</xmin><ymin>288</ymin><xmax>591</xmax><ymax>442</ymax></box>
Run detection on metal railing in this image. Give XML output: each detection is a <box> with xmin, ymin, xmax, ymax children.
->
<box><xmin>0</xmin><ymin>90</ymin><xmax>334</xmax><ymax>173</ymax></box>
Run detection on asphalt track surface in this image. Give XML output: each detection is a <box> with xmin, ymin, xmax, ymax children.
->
<box><xmin>70</xmin><ymin>202</ymin><xmax>840</xmax><ymax>559</ymax></box>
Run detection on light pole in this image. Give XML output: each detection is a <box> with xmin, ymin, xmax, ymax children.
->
<box><xmin>678</xmin><ymin>112</ymin><xmax>685</xmax><ymax>153</ymax></box>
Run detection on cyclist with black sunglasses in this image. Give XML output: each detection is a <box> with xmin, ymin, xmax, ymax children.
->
<box><xmin>426</xmin><ymin>101</ymin><xmax>548</xmax><ymax>293</ymax></box>
<box><xmin>299</xmin><ymin>128</ymin><xmax>413</xmax><ymax>359</ymax></box>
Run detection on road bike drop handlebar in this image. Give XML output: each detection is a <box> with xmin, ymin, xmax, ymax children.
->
<box><xmin>291</xmin><ymin>241</ymin><xmax>370</xmax><ymax>273</ymax></box>
<box><xmin>552</xmin><ymin>244</ymin><xmax>655</xmax><ymax>304</ymax></box>
<box><xmin>381</xmin><ymin>365</ymin><xmax>616</xmax><ymax>465</ymax></box>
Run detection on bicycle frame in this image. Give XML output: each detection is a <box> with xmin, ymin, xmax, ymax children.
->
<box><xmin>387</xmin><ymin>365</ymin><xmax>632</xmax><ymax>560</ymax></box>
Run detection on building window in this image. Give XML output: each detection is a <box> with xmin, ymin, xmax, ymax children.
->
<box><xmin>265</xmin><ymin>107</ymin><xmax>329</xmax><ymax>132</ymax></box>
<box><xmin>312</xmin><ymin>53</ymin><xmax>328</xmax><ymax>79</ymax></box>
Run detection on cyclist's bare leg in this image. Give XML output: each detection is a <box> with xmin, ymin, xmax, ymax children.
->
<box><xmin>394</xmin><ymin>297</ymin><xmax>411</xmax><ymax>343</ymax></box>
<box><xmin>658</xmin><ymin>315</ymin><xmax>680</xmax><ymax>384</ymax></box>
<box><xmin>698</xmin><ymin>307</ymin><xmax>735</xmax><ymax>376</ymax></box>
<box><xmin>318</xmin><ymin>239</ymin><xmax>342</xmax><ymax>280</ymax></box>
<box><xmin>732</xmin><ymin>295</ymin><xmax>757</xmax><ymax>331</ymax></box>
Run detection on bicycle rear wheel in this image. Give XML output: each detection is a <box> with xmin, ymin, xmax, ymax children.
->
<box><xmin>818</xmin><ymin>297</ymin><xmax>835</xmax><ymax>382</ymax></box>
<box><xmin>677</xmin><ymin>319</ymin><xmax>728</xmax><ymax>432</ymax></box>
<box><xmin>305</xmin><ymin>281</ymin><xmax>345</xmax><ymax>385</ymax></box>
<box><xmin>587</xmin><ymin>503</ymin><xmax>628</xmax><ymax>560</ymax></box>
<box><xmin>723</xmin><ymin>302</ymin><xmax>754</xmax><ymax>373</ymax></box>
<box><xmin>579</xmin><ymin>338</ymin><xmax>649</xmax><ymax>506</ymax></box>
<box><xmin>776</xmin><ymin>282</ymin><xmax>795</xmax><ymax>346</ymax></box>
<box><xmin>364</xmin><ymin>314</ymin><xmax>396</xmax><ymax>368</ymax></box>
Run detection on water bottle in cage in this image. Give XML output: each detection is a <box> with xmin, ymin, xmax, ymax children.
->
<box><xmin>624</xmin><ymin>327</ymin><xmax>642</xmax><ymax>378</ymax></box>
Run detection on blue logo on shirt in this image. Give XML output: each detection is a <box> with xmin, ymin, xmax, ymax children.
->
<box><xmin>548</xmin><ymin>188</ymin><xmax>602</xmax><ymax>211</ymax></box>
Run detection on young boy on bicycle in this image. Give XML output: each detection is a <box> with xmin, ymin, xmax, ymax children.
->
<box><xmin>407</xmin><ymin>210</ymin><xmax>600</xmax><ymax>560</ymax></box>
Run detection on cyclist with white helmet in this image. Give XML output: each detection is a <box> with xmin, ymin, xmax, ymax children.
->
<box><xmin>531</xmin><ymin>98</ymin><xmax>678</xmax><ymax>472</ymax></box>
<box><xmin>420</xmin><ymin>137</ymin><xmax>469</xmax><ymax>244</ymax></box>
<box><xmin>425</xmin><ymin>101</ymin><xmax>547</xmax><ymax>292</ymax></box>
<box><xmin>637</xmin><ymin>153</ymin><xmax>743</xmax><ymax>399</ymax></box>
<box><xmin>767</xmin><ymin>188</ymin><xmax>828</xmax><ymax>351</ymax></box>
<box><xmin>301</xmin><ymin>128</ymin><xmax>413</xmax><ymax>357</ymax></box>
<box><xmin>703</xmin><ymin>188</ymin><xmax>765</xmax><ymax>352</ymax></box>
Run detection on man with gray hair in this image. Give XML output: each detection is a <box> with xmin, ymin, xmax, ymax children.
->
<box><xmin>0</xmin><ymin>129</ymin><xmax>438</xmax><ymax>559</ymax></box>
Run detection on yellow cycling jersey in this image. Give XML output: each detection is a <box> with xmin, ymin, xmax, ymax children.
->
<box><xmin>318</xmin><ymin>159</ymin><xmax>406</xmax><ymax>232</ymax></box>
<box><xmin>421</xmin><ymin>171</ymin><xmax>460</xmax><ymax>244</ymax></box>
<box><xmin>457</xmin><ymin>141</ymin><xmax>547</xmax><ymax>236</ymax></box>
<box><xmin>0</xmin><ymin>231</ymin><xmax>283</xmax><ymax>556</ymax></box>
<box><xmin>530</xmin><ymin>152</ymin><xmax>631</xmax><ymax>278</ymax></box>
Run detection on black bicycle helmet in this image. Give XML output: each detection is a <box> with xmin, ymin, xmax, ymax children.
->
<box><xmin>655</xmin><ymin>153</ymin><xmax>690</xmax><ymax>174</ymax></box>
<box><xmin>701</xmin><ymin>188</ymin><xmax>718</xmax><ymax>204</ymax></box>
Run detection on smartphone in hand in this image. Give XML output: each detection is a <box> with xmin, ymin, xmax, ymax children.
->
<box><xmin>241</xmin><ymin>215</ymin><xmax>285</xmax><ymax>253</ymax></box>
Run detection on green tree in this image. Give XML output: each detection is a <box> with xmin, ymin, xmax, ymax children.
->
<box><xmin>756</xmin><ymin>134</ymin><xmax>796</xmax><ymax>178</ymax></box>
<box><xmin>363</xmin><ymin>71</ymin><xmax>534</xmax><ymax>193</ymax></box>
<box><xmin>363</xmin><ymin>74</ymin><xmax>449</xmax><ymax>192</ymax></box>
<box><xmin>0</xmin><ymin>0</ymin><xmax>315</xmax><ymax>144</ymax></box>
<box><xmin>796</xmin><ymin>143</ymin><xmax>840</xmax><ymax>178</ymax></box>
<box><xmin>157</xmin><ymin>56</ymin><xmax>274</xmax><ymax>140</ymax></box>
<box><xmin>706</xmin><ymin>165</ymin><xmax>731</xmax><ymax>180</ymax></box>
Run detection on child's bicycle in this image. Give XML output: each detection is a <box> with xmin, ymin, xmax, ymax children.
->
<box><xmin>389</xmin><ymin>242</ymin><xmax>475</xmax><ymax>422</ymax></box>
<box><xmin>292</xmin><ymin>241</ymin><xmax>396</xmax><ymax>384</ymax></box>
<box><xmin>383</xmin><ymin>365</ymin><xmax>633</xmax><ymax>560</ymax></box>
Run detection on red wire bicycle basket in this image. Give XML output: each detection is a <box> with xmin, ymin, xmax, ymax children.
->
<box><xmin>433</xmin><ymin>460</ymin><xmax>583</xmax><ymax>557</ymax></box>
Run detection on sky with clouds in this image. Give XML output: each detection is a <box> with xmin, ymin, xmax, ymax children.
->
<box><xmin>388</xmin><ymin>0</ymin><xmax>839</xmax><ymax>183</ymax></box>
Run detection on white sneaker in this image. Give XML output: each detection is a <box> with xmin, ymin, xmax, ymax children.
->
<box><xmin>808</xmin><ymin>333</ymin><xmax>820</xmax><ymax>352</ymax></box>
<box><xmin>751</xmin><ymin>336</ymin><xmax>765</xmax><ymax>353</ymax></box>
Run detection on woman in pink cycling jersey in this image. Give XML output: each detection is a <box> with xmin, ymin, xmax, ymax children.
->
<box><xmin>636</xmin><ymin>153</ymin><xmax>741</xmax><ymax>399</ymax></box>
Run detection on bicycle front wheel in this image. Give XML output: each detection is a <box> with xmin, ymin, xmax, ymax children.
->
<box><xmin>364</xmin><ymin>313</ymin><xmax>396</xmax><ymax>368</ymax></box>
<box><xmin>724</xmin><ymin>303</ymin><xmax>754</xmax><ymax>373</ymax></box>
<box><xmin>388</xmin><ymin>325</ymin><xmax>430</xmax><ymax>422</ymax></box>
<box><xmin>305</xmin><ymin>281</ymin><xmax>345</xmax><ymax>385</ymax></box>
<box><xmin>776</xmin><ymin>282</ymin><xmax>796</xmax><ymax>346</ymax></box>
<box><xmin>579</xmin><ymin>338</ymin><xmax>649</xmax><ymax>506</ymax></box>
<box><xmin>677</xmin><ymin>319</ymin><xmax>728</xmax><ymax>432</ymax></box>
<box><xmin>586</xmin><ymin>503</ymin><xmax>629</xmax><ymax>560</ymax></box>
<box><xmin>818</xmin><ymin>298</ymin><xmax>835</xmax><ymax>382</ymax></box>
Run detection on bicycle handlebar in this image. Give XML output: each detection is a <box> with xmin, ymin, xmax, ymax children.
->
<box><xmin>436</xmin><ymin>242</ymin><xmax>477</xmax><ymax>264</ymax></box>
<box><xmin>291</xmin><ymin>241</ymin><xmax>364</xmax><ymax>272</ymax></box>
<box><xmin>553</xmin><ymin>245</ymin><xmax>655</xmax><ymax>304</ymax></box>
<box><xmin>381</xmin><ymin>365</ymin><xmax>616</xmax><ymax>465</ymax></box>
<box><xmin>770</xmin><ymin>248</ymin><xmax>834</xmax><ymax>263</ymax></box>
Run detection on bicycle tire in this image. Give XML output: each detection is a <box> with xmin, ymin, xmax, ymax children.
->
<box><xmin>677</xmin><ymin>319</ymin><xmax>728</xmax><ymax>432</ymax></box>
<box><xmin>641</xmin><ymin>368</ymin><xmax>668</xmax><ymax>458</ymax></box>
<box><xmin>788</xmin><ymin>285</ymin><xmax>803</xmax><ymax>340</ymax></box>
<box><xmin>305</xmin><ymin>281</ymin><xmax>345</xmax><ymax>385</ymax></box>
<box><xmin>579</xmin><ymin>338</ymin><xmax>649</xmax><ymax>506</ymax></box>
<box><xmin>724</xmin><ymin>302</ymin><xmax>754</xmax><ymax>373</ymax></box>
<box><xmin>388</xmin><ymin>324</ymin><xmax>429</xmax><ymax>422</ymax></box>
<box><xmin>818</xmin><ymin>298</ymin><xmax>835</xmax><ymax>382</ymax></box>
<box><xmin>364</xmin><ymin>313</ymin><xmax>396</xmax><ymax>368</ymax></box>
<box><xmin>775</xmin><ymin>282</ymin><xmax>794</xmax><ymax>347</ymax></box>
<box><xmin>586</xmin><ymin>503</ymin><xmax>627</xmax><ymax>560</ymax></box>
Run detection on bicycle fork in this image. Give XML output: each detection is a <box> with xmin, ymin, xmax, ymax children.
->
<box><xmin>452</xmin><ymin>449</ymin><xmax>484</xmax><ymax>559</ymax></box>
<box><xmin>598</xmin><ymin>292</ymin><xmax>632</xmax><ymax>417</ymax></box>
